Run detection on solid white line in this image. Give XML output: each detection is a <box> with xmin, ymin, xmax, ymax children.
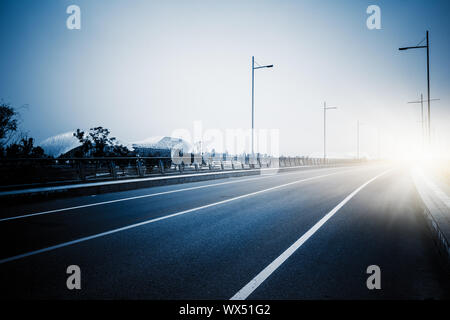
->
<box><xmin>230</xmin><ymin>168</ymin><xmax>392</xmax><ymax>300</ymax></box>
<box><xmin>0</xmin><ymin>169</ymin><xmax>354</xmax><ymax>265</ymax></box>
<box><xmin>0</xmin><ymin>166</ymin><xmax>355</xmax><ymax>223</ymax></box>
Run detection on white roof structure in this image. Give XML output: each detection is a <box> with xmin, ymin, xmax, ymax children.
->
<box><xmin>38</xmin><ymin>132</ymin><xmax>82</xmax><ymax>157</ymax></box>
<box><xmin>39</xmin><ymin>132</ymin><xmax>192</xmax><ymax>158</ymax></box>
<box><xmin>132</xmin><ymin>136</ymin><xmax>192</xmax><ymax>152</ymax></box>
<box><xmin>39</xmin><ymin>131</ymin><xmax>134</xmax><ymax>157</ymax></box>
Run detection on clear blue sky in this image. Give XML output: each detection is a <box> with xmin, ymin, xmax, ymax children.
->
<box><xmin>1</xmin><ymin>0</ymin><xmax>449</xmax><ymax>158</ymax></box>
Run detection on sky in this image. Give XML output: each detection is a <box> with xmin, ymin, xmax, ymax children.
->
<box><xmin>0</xmin><ymin>0</ymin><xmax>449</xmax><ymax>158</ymax></box>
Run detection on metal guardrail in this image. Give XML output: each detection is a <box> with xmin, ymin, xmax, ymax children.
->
<box><xmin>0</xmin><ymin>155</ymin><xmax>363</xmax><ymax>188</ymax></box>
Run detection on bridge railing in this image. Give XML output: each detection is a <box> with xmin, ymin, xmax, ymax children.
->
<box><xmin>0</xmin><ymin>155</ymin><xmax>363</xmax><ymax>189</ymax></box>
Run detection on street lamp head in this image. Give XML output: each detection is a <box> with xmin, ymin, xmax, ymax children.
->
<box><xmin>399</xmin><ymin>47</ymin><xmax>408</xmax><ymax>51</ymax></box>
<box><xmin>253</xmin><ymin>64</ymin><xmax>274</xmax><ymax>70</ymax></box>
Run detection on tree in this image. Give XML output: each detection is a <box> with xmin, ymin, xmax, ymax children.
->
<box><xmin>73</xmin><ymin>129</ymin><xmax>92</xmax><ymax>157</ymax></box>
<box><xmin>73</xmin><ymin>127</ymin><xmax>129</xmax><ymax>157</ymax></box>
<box><xmin>89</xmin><ymin>127</ymin><xmax>114</xmax><ymax>157</ymax></box>
<box><xmin>113</xmin><ymin>144</ymin><xmax>130</xmax><ymax>157</ymax></box>
<box><xmin>0</xmin><ymin>102</ymin><xmax>19</xmax><ymax>147</ymax></box>
<box><xmin>31</xmin><ymin>146</ymin><xmax>45</xmax><ymax>158</ymax></box>
<box><xmin>5</xmin><ymin>137</ymin><xmax>47</xmax><ymax>158</ymax></box>
<box><xmin>20</xmin><ymin>137</ymin><xmax>34</xmax><ymax>155</ymax></box>
<box><xmin>5</xmin><ymin>143</ymin><xmax>21</xmax><ymax>158</ymax></box>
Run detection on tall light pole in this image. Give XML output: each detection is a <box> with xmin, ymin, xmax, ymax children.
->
<box><xmin>407</xmin><ymin>94</ymin><xmax>440</xmax><ymax>144</ymax></box>
<box><xmin>377</xmin><ymin>127</ymin><xmax>381</xmax><ymax>160</ymax></box>
<box><xmin>357</xmin><ymin>120</ymin><xmax>366</xmax><ymax>160</ymax></box>
<box><xmin>399</xmin><ymin>31</ymin><xmax>432</xmax><ymax>143</ymax></box>
<box><xmin>357</xmin><ymin>120</ymin><xmax>360</xmax><ymax>160</ymax></box>
<box><xmin>251</xmin><ymin>56</ymin><xmax>273</xmax><ymax>155</ymax></box>
<box><xmin>323</xmin><ymin>102</ymin><xmax>337</xmax><ymax>162</ymax></box>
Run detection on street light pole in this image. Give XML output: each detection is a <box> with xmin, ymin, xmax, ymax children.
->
<box><xmin>407</xmin><ymin>94</ymin><xmax>440</xmax><ymax>145</ymax></box>
<box><xmin>357</xmin><ymin>120</ymin><xmax>366</xmax><ymax>160</ymax></box>
<box><xmin>324</xmin><ymin>102</ymin><xmax>326</xmax><ymax>161</ymax></box>
<box><xmin>357</xmin><ymin>120</ymin><xmax>360</xmax><ymax>160</ymax></box>
<box><xmin>251</xmin><ymin>56</ymin><xmax>273</xmax><ymax>156</ymax></box>
<box><xmin>426</xmin><ymin>30</ymin><xmax>430</xmax><ymax>144</ymax></box>
<box><xmin>399</xmin><ymin>30</ymin><xmax>432</xmax><ymax>143</ymax></box>
<box><xmin>377</xmin><ymin>127</ymin><xmax>381</xmax><ymax>160</ymax></box>
<box><xmin>421</xmin><ymin>93</ymin><xmax>424</xmax><ymax>138</ymax></box>
<box><xmin>252</xmin><ymin>56</ymin><xmax>255</xmax><ymax>155</ymax></box>
<box><xmin>323</xmin><ymin>102</ymin><xmax>337</xmax><ymax>162</ymax></box>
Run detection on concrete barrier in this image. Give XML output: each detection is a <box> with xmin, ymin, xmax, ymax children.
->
<box><xmin>0</xmin><ymin>162</ymin><xmax>363</xmax><ymax>203</ymax></box>
<box><xmin>0</xmin><ymin>169</ymin><xmax>260</xmax><ymax>203</ymax></box>
<box><xmin>412</xmin><ymin>168</ymin><xmax>450</xmax><ymax>270</ymax></box>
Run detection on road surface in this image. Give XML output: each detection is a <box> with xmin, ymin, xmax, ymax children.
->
<box><xmin>0</xmin><ymin>164</ymin><xmax>449</xmax><ymax>299</ymax></box>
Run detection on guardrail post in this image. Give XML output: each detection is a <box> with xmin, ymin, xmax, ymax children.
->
<box><xmin>78</xmin><ymin>161</ymin><xmax>86</xmax><ymax>181</ymax></box>
<box><xmin>158</xmin><ymin>160</ymin><xmax>165</xmax><ymax>174</ymax></box>
<box><xmin>109</xmin><ymin>160</ymin><xmax>118</xmax><ymax>180</ymax></box>
<box><xmin>220</xmin><ymin>161</ymin><xmax>224</xmax><ymax>170</ymax></box>
<box><xmin>136</xmin><ymin>159</ymin><xmax>144</xmax><ymax>177</ymax></box>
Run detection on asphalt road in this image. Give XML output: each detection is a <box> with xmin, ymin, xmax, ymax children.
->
<box><xmin>0</xmin><ymin>164</ymin><xmax>449</xmax><ymax>299</ymax></box>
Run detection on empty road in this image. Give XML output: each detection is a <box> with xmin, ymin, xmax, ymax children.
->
<box><xmin>0</xmin><ymin>164</ymin><xmax>449</xmax><ymax>299</ymax></box>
